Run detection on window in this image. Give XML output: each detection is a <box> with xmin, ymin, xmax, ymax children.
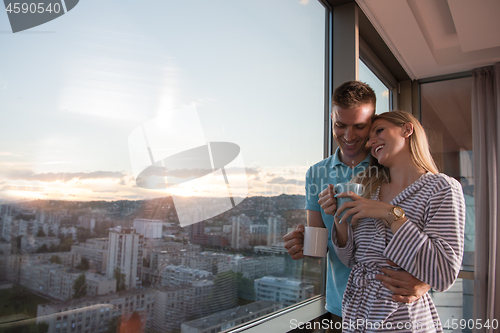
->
<box><xmin>359</xmin><ymin>60</ymin><xmax>390</xmax><ymax>114</ymax></box>
<box><xmin>420</xmin><ymin>76</ymin><xmax>474</xmax><ymax>330</ymax></box>
<box><xmin>1</xmin><ymin>1</ymin><xmax>326</xmax><ymax>332</ymax></box>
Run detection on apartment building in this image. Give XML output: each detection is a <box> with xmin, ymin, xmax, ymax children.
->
<box><xmin>133</xmin><ymin>218</ymin><xmax>163</xmax><ymax>239</ymax></box>
<box><xmin>153</xmin><ymin>280</ymin><xmax>214</xmax><ymax>332</ymax></box>
<box><xmin>71</xmin><ymin>238</ymin><xmax>108</xmax><ymax>273</ymax></box>
<box><xmin>20</xmin><ymin>263</ymin><xmax>116</xmax><ymax>300</ymax></box>
<box><xmin>159</xmin><ymin>265</ymin><xmax>212</xmax><ymax>286</ymax></box>
<box><xmin>267</xmin><ymin>216</ymin><xmax>286</xmax><ymax>246</ymax></box>
<box><xmin>106</xmin><ymin>227</ymin><xmax>143</xmax><ymax>290</ymax></box>
<box><xmin>0</xmin><ymin>252</ymin><xmax>80</xmax><ymax>283</ymax></box>
<box><xmin>37</xmin><ymin>288</ymin><xmax>155</xmax><ymax>333</ymax></box>
<box><xmin>217</xmin><ymin>255</ymin><xmax>285</xmax><ymax>280</ymax></box>
<box><xmin>21</xmin><ymin>236</ymin><xmax>60</xmax><ymax>253</ymax></box>
<box><xmin>254</xmin><ymin>276</ymin><xmax>314</xmax><ymax>308</ymax></box>
<box><xmin>230</xmin><ymin>215</ymin><xmax>251</xmax><ymax>250</ymax></box>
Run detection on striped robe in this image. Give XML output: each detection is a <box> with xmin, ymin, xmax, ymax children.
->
<box><xmin>332</xmin><ymin>173</ymin><xmax>465</xmax><ymax>333</ymax></box>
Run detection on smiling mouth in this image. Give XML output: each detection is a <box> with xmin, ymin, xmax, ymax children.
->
<box><xmin>343</xmin><ymin>141</ymin><xmax>357</xmax><ymax>147</ymax></box>
<box><xmin>375</xmin><ymin>145</ymin><xmax>384</xmax><ymax>154</ymax></box>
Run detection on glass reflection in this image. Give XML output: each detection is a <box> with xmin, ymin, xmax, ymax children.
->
<box><xmin>0</xmin><ymin>0</ymin><xmax>325</xmax><ymax>332</ymax></box>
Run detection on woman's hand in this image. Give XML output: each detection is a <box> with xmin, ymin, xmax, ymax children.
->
<box><xmin>336</xmin><ymin>192</ymin><xmax>393</xmax><ymax>226</ymax></box>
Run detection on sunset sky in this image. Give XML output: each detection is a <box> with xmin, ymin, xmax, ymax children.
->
<box><xmin>0</xmin><ymin>0</ymin><xmax>387</xmax><ymax>203</ymax></box>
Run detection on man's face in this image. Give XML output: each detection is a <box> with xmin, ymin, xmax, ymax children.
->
<box><xmin>332</xmin><ymin>104</ymin><xmax>374</xmax><ymax>161</ymax></box>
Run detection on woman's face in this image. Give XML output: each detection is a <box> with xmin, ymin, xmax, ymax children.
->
<box><xmin>368</xmin><ymin>119</ymin><xmax>409</xmax><ymax>166</ymax></box>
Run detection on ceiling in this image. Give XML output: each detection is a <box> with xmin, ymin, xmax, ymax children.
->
<box><xmin>356</xmin><ymin>0</ymin><xmax>500</xmax><ymax>80</ymax></box>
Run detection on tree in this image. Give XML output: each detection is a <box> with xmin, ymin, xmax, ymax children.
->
<box><xmin>235</xmin><ymin>272</ymin><xmax>256</xmax><ymax>301</ymax></box>
<box><xmin>50</xmin><ymin>255</ymin><xmax>62</xmax><ymax>264</ymax></box>
<box><xmin>48</xmin><ymin>230</ymin><xmax>56</xmax><ymax>237</ymax></box>
<box><xmin>48</xmin><ymin>244</ymin><xmax>58</xmax><ymax>253</ymax></box>
<box><xmin>33</xmin><ymin>322</ymin><xmax>49</xmax><ymax>333</ymax></box>
<box><xmin>73</xmin><ymin>273</ymin><xmax>87</xmax><ymax>299</ymax></box>
<box><xmin>8</xmin><ymin>285</ymin><xmax>31</xmax><ymax>312</ymax></box>
<box><xmin>36</xmin><ymin>229</ymin><xmax>46</xmax><ymax>237</ymax></box>
<box><xmin>113</xmin><ymin>267</ymin><xmax>126</xmax><ymax>291</ymax></box>
<box><xmin>205</xmin><ymin>271</ymin><xmax>238</xmax><ymax>313</ymax></box>
<box><xmin>36</xmin><ymin>244</ymin><xmax>48</xmax><ymax>253</ymax></box>
<box><xmin>76</xmin><ymin>258</ymin><xmax>90</xmax><ymax>271</ymax></box>
<box><xmin>16</xmin><ymin>235</ymin><xmax>23</xmax><ymax>252</ymax></box>
<box><xmin>58</xmin><ymin>238</ymin><xmax>73</xmax><ymax>252</ymax></box>
<box><xmin>105</xmin><ymin>315</ymin><xmax>121</xmax><ymax>333</ymax></box>
<box><xmin>77</xmin><ymin>227</ymin><xmax>91</xmax><ymax>243</ymax></box>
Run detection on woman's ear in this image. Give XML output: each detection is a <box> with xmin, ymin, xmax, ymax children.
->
<box><xmin>402</xmin><ymin>122</ymin><xmax>414</xmax><ymax>138</ymax></box>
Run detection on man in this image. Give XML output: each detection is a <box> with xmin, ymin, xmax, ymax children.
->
<box><xmin>283</xmin><ymin>81</ymin><xmax>430</xmax><ymax>332</ymax></box>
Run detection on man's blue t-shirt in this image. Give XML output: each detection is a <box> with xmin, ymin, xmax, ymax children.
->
<box><xmin>305</xmin><ymin>148</ymin><xmax>371</xmax><ymax>317</ymax></box>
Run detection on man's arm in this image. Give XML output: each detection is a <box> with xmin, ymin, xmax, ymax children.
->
<box><xmin>376</xmin><ymin>260</ymin><xmax>431</xmax><ymax>303</ymax></box>
<box><xmin>283</xmin><ymin>210</ymin><xmax>325</xmax><ymax>260</ymax></box>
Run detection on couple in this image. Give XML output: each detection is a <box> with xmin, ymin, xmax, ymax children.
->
<box><xmin>284</xmin><ymin>81</ymin><xmax>465</xmax><ymax>332</ymax></box>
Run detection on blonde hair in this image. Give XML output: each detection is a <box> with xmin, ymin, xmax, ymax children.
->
<box><xmin>355</xmin><ymin>111</ymin><xmax>439</xmax><ymax>198</ymax></box>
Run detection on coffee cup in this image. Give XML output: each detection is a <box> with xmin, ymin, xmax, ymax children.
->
<box><xmin>302</xmin><ymin>226</ymin><xmax>328</xmax><ymax>257</ymax></box>
<box><xmin>334</xmin><ymin>182</ymin><xmax>364</xmax><ymax>223</ymax></box>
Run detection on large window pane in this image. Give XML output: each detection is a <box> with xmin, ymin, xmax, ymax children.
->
<box><xmin>0</xmin><ymin>1</ymin><xmax>325</xmax><ymax>332</ymax></box>
<box><xmin>359</xmin><ymin>60</ymin><xmax>390</xmax><ymax>114</ymax></box>
<box><xmin>421</xmin><ymin>77</ymin><xmax>474</xmax><ymax>332</ymax></box>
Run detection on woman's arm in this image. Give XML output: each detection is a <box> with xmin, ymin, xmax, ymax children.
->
<box><xmin>331</xmin><ymin>216</ymin><xmax>356</xmax><ymax>268</ymax></box>
<box><xmin>317</xmin><ymin>185</ymin><xmax>356</xmax><ymax>267</ymax></box>
<box><xmin>383</xmin><ymin>179</ymin><xmax>465</xmax><ymax>292</ymax></box>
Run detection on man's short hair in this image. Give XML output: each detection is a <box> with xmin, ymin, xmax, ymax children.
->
<box><xmin>332</xmin><ymin>81</ymin><xmax>376</xmax><ymax>111</ymax></box>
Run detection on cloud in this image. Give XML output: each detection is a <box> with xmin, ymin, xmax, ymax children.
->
<box><xmin>123</xmin><ymin>195</ymin><xmax>144</xmax><ymax>199</ymax></box>
<box><xmin>245</xmin><ymin>168</ymin><xmax>259</xmax><ymax>175</ymax></box>
<box><xmin>7</xmin><ymin>170</ymin><xmax>127</xmax><ymax>182</ymax></box>
<box><xmin>1</xmin><ymin>185</ymin><xmax>45</xmax><ymax>192</ymax></box>
<box><xmin>299</xmin><ymin>0</ymin><xmax>309</xmax><ymax>5</ymax></box>
<box><xmin>268</xmin><ymin>177</ymin><xmax>305</xmax><ymax>186</ymax></box>
<box><xmin>0</xmin><ymin>152</ymin><xmax>19</xmax><ymax>156</ymax></box>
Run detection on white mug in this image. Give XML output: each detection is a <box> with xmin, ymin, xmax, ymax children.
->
<box><xmin>303</xmin><ymin>226</ymin><xmax>328</xmax><ymax>257</ymax></box>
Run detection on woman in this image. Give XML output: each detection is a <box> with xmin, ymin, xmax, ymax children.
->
<box><xmin>331</xmin><ymin>111</ymin><xmax>465</xmax><ymax>332</ymax></box>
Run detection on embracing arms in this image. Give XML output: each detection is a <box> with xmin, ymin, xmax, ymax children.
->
<box><xmin>330</xmin><ymin>178</ymin><xmax>465</xmax><ymax>293</ymax></box>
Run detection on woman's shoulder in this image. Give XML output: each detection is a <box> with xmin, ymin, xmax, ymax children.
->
<box><xmin>423</xmin><ymin>173</ymin><xmax>462</xmax><ymax>193</ymax></box>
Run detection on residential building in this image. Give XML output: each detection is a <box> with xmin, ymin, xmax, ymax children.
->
<box><xmin>217</xmin><ymin>255</ymin><xmax>285</xmax><ymax>280</ymax></box>
<box><xmin>106</xmin><ymin>227</ymin><xmax>144</xmax><ymax>290</ymax></box>
<box><xmin>0</xmin><ymin>241</ymin><xmax>11</xmax><ymax>255</ymax></box>
<box><xmin>86</xmin><ymin>272</ymin><xmax>116</xmax><ymax>296</ymax></box>
<box><xmin>59</xmin><ymin>226</ymin><xmax>77</xmax><ymax>241</ymax></box>
<box><xmin>253</xmin><ymin>243</ymin><xmax>288</xmax><ymax>255</ymax></box>
<box><xmin>230</xmin><ymin>215</ymin><xmax>251</xmax><ymax>250</ymax></box>
<box><xmin>182</xmin><ymin>252</ymin><xmax>228</xmax><ymax>275</ymax></box>
<box><xmin>20</xmin><ymin>263</ymin><xmax>116</xmax><ymax>300</ymax></box>
<box><xmin>21</xmin><ymin>236</ymin><xmax>60</xmax><ymax>253</ymax></box>
<box><xmin>254</xmin><ymin>276</ymin><xmax>314</xmax><ymax>307</ymax></box>
<box><xmin>267</xmin><ymin>215</ymin><xmax>286</xmax><ymax>246</ymax></box>
<box><xmin>153</xmin><ymin>280</ymin><xmax>214</xmax><ymax>332</ymax></box>
<box><xmin>0</xmin><ymin>254</ymin><xmax>26</xmax><ymax>282</ymax></box>
<box><xmin>32</xmin><ymin>251</ymin><xmax>82</xmax><ymax>268</ymax></box>
<box><xmin>133</xmin><ymin>218</ymin><xmax>163</xmax><ymax>239</ymax></box>
<box><xmin>159</xmin><ymin>265</ymin><xmax>212</xmax><ymax>286</ymax></box>
<box><xmin>249</xmin><ymin>224</ymin><xmax>268</xmax><ymax>246</ymax></box>
<box><xmin>0</xmin><ymin>209</ymin><xmax>12</xmax><ymax>241</ymax></box>
<box><xmin>0</xmin><ymin>252</ymin><xmax>80</xmax><ymax>283</ymax></box>
<box><xmin>37</xmin><ymin>288</ymin><xmax>155</xmax><ymax>333</ymax></box>
<box><xmin>71</xmin><ymin>238</ymin><xmax>108</xmax><ymax>273</ymax></box>
<box><xmin>78</xmin><ymin>215</ymin><xmax>97</xmax><ymax>232</ymax></box>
